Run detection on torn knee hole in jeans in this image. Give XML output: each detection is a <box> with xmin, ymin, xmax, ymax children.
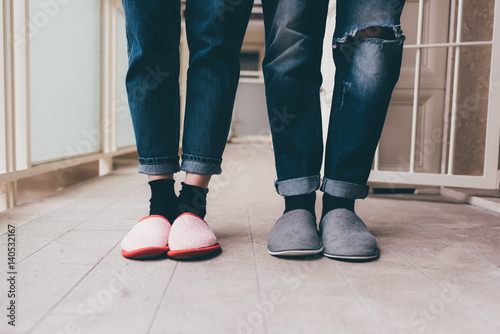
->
<box><xmin>333</xmin><ymin>25</ymin><xmax>405</xmax><ymax>49</ymax></box>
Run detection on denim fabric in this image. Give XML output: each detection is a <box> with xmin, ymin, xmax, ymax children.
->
<box><xmin>320</xmin><ymin>178</ymin><xmax>369</xmax><ymax>200</ymax></box>
<box><xmin>263</xmin><ymin>0</ymin><xmax>405</xmax><ymax>199</ymax></box>
<box><xmin>275</xmin><ymin>175</ymin><xmax>321</xmax><ymax>197</ymax></box>
<box><xmin>122</xmin><ymin>0</ymin><xmax>254</xmax><ymax>175</ymax></box>
<box><xmin>326</xmin><ymin>0</ymin><xmax>406</xmax><ymax>191</ymax></box>
<box><xmin>262</xmin><ymin>0</ymin><xmax>329</xmax><ymax>185</ymax></box>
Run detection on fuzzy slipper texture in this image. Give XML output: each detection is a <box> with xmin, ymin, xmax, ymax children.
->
<box><xmin>320</xmin><ymin>209</ymin><xmax>379</xmax><ymax>260</ymax></box>
<box><xmin>167</xmin><ymin>213</ymin><xmax>220</xmax><ymax>259</ymax></box>
<box><xmin>121</xmin><ymin>215</ymin><xmax>171</xmax><ymax>259</ymax></box>
<box><xmin>267</xmin><ymin>209</ymin><xmax>323</xmax><ymax>256</ymax></box>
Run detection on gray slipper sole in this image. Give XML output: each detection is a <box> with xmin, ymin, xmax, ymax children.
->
<box><xmin>267</xmin><ymin>209</ymin><xmax>323</xmax><ymax>257</ymax></box>
<box><xmin>320</xmin><ymin>209</ymin><xmax>379</xmax><ymax>260</ymax></box>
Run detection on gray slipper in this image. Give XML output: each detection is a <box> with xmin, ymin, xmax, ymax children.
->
<box><xmin>267</xmin><ymin>209</ymin><xmax>323</xmax><ymax>256</ymax></box>
<box><xmin>319</xmin><ymin>209</ymin><xmax>379</xmax><ymax>260</ymax></box>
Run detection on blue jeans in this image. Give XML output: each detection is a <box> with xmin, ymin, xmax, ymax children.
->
<box><xmin>262</xmin><ymin>0</ymin><xmax>406</xmax><ymax>199</ymax></box>
<box><xmin>122</xmin><ymin>0</ymin><xmax>253</xmax><ymax>175</ymax></box>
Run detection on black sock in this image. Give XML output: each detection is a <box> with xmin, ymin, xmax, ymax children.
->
<box><xmin>178</xmin><ymin>182</ymin><xmax>208</xmax><ymax>219</ymax></box>
<box><xmin>284</xmin><ymin>192</ymin><xmax>316</xmax><ymax>217</ymax></box>
<box><xmin>322</xmin><ymin>193</ymin><xmax>355</xmax><ymax>219</ymax></box>
<box><xmin>148</xmin><ymin>179</ymin><xmax>179</xmax><ymax>223</ymax></box>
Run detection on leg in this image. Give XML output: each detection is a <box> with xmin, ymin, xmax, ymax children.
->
<box><xmin>181</xmin><ymin>0</ymin><xmax>254</xmax><ymax>176</ymax></box>
<box><xmin>167</xmin><ymin>0</ymin><xmax>255</xmax><ymax>260</ymax></box>
<box><xmin>120</xmin><ymin>0</ymin><xmax>181</xmax><ymax>259</ymax></box>
<box><xmin>122</xmin><ymin>0</ymin><xmax>181</xmax><ymax>176</ymax></box>
<box><xmin>262</xmin><ymin>0</ymin><xmax>328</xmax><ymax>198</ymax></box>
<box><xmin>173</xmin><ymin>0</ymin><xmax>254</xmax><ymax>220</ymax></box>
<box><xmin>262</xmin><ymin>0</ymin><xmax>329</xmax><ymax>256</ymax></box>
<box><xmin>320</xmin><ymin>0</ymin><xmax>406</xmax><ymax>260</ymax></box>
<box><xmin>323</xmin><ymin>0</ymin><xmax>405</xmax><ymax>200</ymax></box>
<box><xmin>185</xmin><ymin>173</ymin><xmax>211</xmax><ymax>188</ymax></box>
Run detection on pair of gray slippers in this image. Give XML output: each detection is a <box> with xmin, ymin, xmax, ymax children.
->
<box><xmin>267</xmin><ymin>209</ymin><xmax>379</xmax><ymax>260</ymax></box>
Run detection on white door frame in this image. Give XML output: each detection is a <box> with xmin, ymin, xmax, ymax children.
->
<box><xmin>368</xmin><ymin>0</ymin><xmax>500</xmax><ymax>190</ymax></box>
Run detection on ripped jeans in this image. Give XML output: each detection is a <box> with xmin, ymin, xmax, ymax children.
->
<box><xmin>262</xmin><ymin>0</ymin><xmax>406</xmax><ymax>198</ymax></box>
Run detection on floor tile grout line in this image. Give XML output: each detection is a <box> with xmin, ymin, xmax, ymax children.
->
<box><xmin>369</xmin><ymin>194</ymin><xmax>500</xmax><ymax>274</ymax></box>
<box><xmin>0</xmin><ymin>174</ymin><xmax>129</xmax><ymax>243</ymax></box>
<box><xmin>146</xmin><ymin>261</ymin><xmax>178</xmax><ymax>334</ymax></box>
<box><xmin>328</xmin><ymin>259</ymin><xmax>391</xmax><ymax>334</ymax></box>
<box><xmin>376</xmin><ymin>236</ymin><xmax>496</xmax><ymax>330</ymax></box>
<box><xmin>0</xmin><ymin>173</ymin><xmax>129</xmax><ymax>234</ymax></box>
<box><xmin>381</xmin><ymin>204</ymin><xmax>500</xmax><ymax>327</ymax></box>
<box><xmin>4</xmin><ymin>172</ymin><xmax>144</xmax><ymax>234</ymax></box>
<box><xmin>15</xmin><ymin>180</ymin><xmax>146</xmax><ymax>266</ymax></box>
<box><xmin>451</xmin><ymin>196</ymin><xmax>500</xmax><ymax>218</ymax></box>
<box><xmin>412</xmin><ymin>220</ymin><xmax>500</xmax><ymax>272</ymax></box>
<box><xmin>27</xmin><ymin>239</ymin><xmax>124</xmax><ymax>333</ymax></box>
<box><xmin>245</xmin><ymin>193</ymin><xmax>268</xmax><ymax>334</ymax></box>
<box><xmin>401</xmin><ymin>223</ymin><xmax>499</xmax><ymax>328</ymax></box>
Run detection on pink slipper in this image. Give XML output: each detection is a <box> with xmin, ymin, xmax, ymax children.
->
<box><xmin>121</xmin><ymin>215</ymin><xmax>171</xmax><ymax>259</ymax></box>
<box><xmin>167</xmin><ymin>212</ymin><xmax>221</xmax><ymax>259</ymax></box>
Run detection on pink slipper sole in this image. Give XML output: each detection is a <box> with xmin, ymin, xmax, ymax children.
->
<box><xmin>121</xmin><ymin>215</ymin><xmax>171</xmax><ymax>259</ymax></box>
<box><xmin>167</xmin><ymin>212</ymin><xmax>221</xmax><ymax>259</ymax></box>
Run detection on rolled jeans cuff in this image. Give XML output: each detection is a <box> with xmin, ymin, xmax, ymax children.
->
<box><xmin>320</xmin><ymin>178</ymin><xmax>369</xmax><ymax>199</ymax></box>
<box><xmin>181</xmin><ymin>154</ymin><xmax>222</xmax><ymax>175</ymax></box>
<box><xmin>274</xmin><ymin>175</ymin><xmax>320</xmax><ymax>196</ymax></box>
<box><xmin>138</xmin><ymin>156</ymin><xmax>180</xmax><ymax>175</ymax></box>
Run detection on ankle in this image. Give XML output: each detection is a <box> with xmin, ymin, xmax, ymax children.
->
<box><xmin>148</xmin><ymin>179</ymin><xmax>179</xmax><ymax>223</ymax></box>
<box><xmin>322</xmin><ymin>194</ymin><xmax>354</xmax><ymax>219</ymax></box>
<box><xmin>178</xmin><ymin>182</ymin><xmax>208</xmax><ymax>219</ymax></box>
<box><xmin>185</xmin><ymin>173</ymin><xmax>211</xmax><ymax>188</ymax></box>
<box><xmin>284</xmin><ymin>192</ymin><xmax>316</xmax><ymax>217</ymax></box>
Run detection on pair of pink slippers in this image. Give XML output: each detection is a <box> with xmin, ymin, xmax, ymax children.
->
<box><xmin>121</xmin><ymin>212</ymin><xmax>221</xmax><ymax>260</ymax></box>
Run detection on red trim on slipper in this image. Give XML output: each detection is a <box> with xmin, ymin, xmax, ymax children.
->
<box><xmin>167</xmin><ymin>243</ymin><xmax>221</xmax><ymax>259</ymax></box>
<box><xmin>175</xmin><ymin>212</ymin><xmax>210</xmax><ymax>224</ymax></box>
<box><xmin>122</xmin><ymin>246</ymin><xmax>170</xmax><ymax>259</ymax></box>
<box><xmin>137</xmin><ymin>214</ymin><xmax>171</xmax><ymax>224</ymax></box>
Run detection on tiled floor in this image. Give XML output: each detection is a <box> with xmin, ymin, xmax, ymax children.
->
<box><xmin>1</xmin><ymin>144</ymin><xmax>500</xmax><ymax>334</ymax></box>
